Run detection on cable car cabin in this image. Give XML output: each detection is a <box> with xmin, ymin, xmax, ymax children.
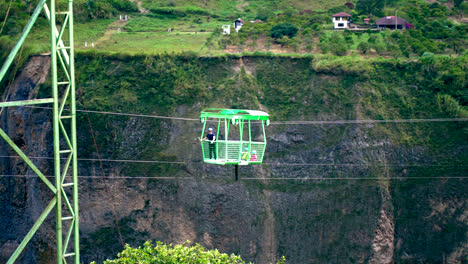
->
<box><xmin>200</xmin><ymin>108</ymin><xmax>270</xmax><ymax>165</ymax></box>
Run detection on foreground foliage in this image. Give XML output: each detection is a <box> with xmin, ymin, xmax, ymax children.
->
<box><xmin>92</xmin><ymin>241</ymin><xmax>286</xmax><ymax>264</ymax></box>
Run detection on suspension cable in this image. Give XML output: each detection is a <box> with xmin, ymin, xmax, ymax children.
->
<box><xmin>19</xmin><ymin>105</ymin><xmax>468</xmax><ymax>124</ymax></box>
<box><xmin>0</xmin><ymin>174</ymin><xmax>466</xmax><ymax>180</ymax></box>
<box><xmin>270</xmin><ymin>118</ymin><xmax>468</xmax><ymax>125</ymax></box>
<box><xmin>0</xmin><ymin>155</ymin><xmax>186</xmax><ymax>164</ymax></box>
<box><xmin>1</xmin><ymin>155</ymin><xmax>466</xmax><ymax>167</ymax></box>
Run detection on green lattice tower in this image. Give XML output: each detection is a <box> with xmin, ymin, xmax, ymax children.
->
<box><xmin>0</xmin><ymin>0</ymin><xmax>79</xmax><ymax>263</ymax></box>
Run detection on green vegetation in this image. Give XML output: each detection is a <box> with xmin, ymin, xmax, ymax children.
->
<box><xmin>221</xmin><ymin>0</ymin><xmax>467</xmax><ymax>56</ymax></box>
<box><xmin>91</xmin><ymin>241</ymin><xmax>286</xmax><ymax>264</ymax></box>
<box><xmin>355</xmin><ymin>0</ymin><xmax>386</xmax><ymax>17</ymax></box>
<box><xmin>92</xmin><ymin>31</ymin><xmax>211</xmax><ymax>55</ymax></box>
<box><xmin>72</xmin><ymin>52</ymin><xmax>467</xmax><ymax>168</ymax></box>
<box><xmin>73</xmin><ymin>0</ymin><xmax>138</xmax><ymax>21</ymax></box>
<box><xmin>1</xmin><ymin>0</ymin><xmax>466</xmax><ymax>57</ymax></box>
<box><xmin>270</xmin><ymin>23</ymin><xmax>298</xmax><ymax>39</ymax></box>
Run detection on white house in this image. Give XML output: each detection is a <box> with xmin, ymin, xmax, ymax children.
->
<box><xmin>332</xmin><ymin>12</ymin><xmax>351</xmax><ymax>29</ymax></box>
<box><xmin>222</xmin><ymin>25</ymin><xmax>231</xmax><ymax>35</ymax></box>
<box><xmin>234</xmin><ymin>18</ymin><xmax>244</xmax><ymax>33</ymax></box>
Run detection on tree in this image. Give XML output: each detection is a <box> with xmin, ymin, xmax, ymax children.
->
<box><xmin>345</xmin><ymin>2</ymin><xmax>355</xmax><ymax>9</ymax></box>
<box><xmin>454</xmin><ymin>0</ymin><xmax>464</xmax><ymax>8</ymax></box>
<box><xmin>283</xmin><ymin>7</ymin><xmax>298</xmax><ymax>18</ymax></box>
<box><xmin>357</xmin><ymin>41</ymin><xmax>370</xmax><ymax>54</ymax></box>
<box><xmin>256</xmin><ymin>7</ymin><xmax>274</xmax><ymax>21</ymax></box>
<box><xmin>270</xmin><ymin>23</ymin><xmax>298</xmax><ymax>39</ymax></box>
<box><xmin>92</xmin><ymin>241</ymin><xmax>287</xmax><ymax>264</ymax></box>
<box><xmin>373</xmin><ymin>41</ymin><xmax>387</xmax><ymax>55</ymax></box>
<box><xmin>329</xmin><ymin>32</ymin><xmax>348</xmax><ymax>56</ymax></box>
<box><xmin>355</xmin><ymin>0</ymin><xmax>384</xmax><ymax>17</ymax></box>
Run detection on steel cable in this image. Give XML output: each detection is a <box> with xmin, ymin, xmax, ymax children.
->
<box><xmin>1</xmin><ymin>155</ymin><xmax>466</xmax><ymax>167</ymax></box>
<box><xmin>0</xmin><ymin>174</ymin><xmax>466</xmax><ymax>180</ymax></box>
<box><xmin>18</xmin><ymin>105</ymin><xmax>468</xmax><ymax>124</ymax></box>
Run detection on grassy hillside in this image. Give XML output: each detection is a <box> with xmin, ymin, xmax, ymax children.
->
<box><xmin>1</xmin><ymin>0</ymin><xmax>466</xmax><ymax>57</ymax></box>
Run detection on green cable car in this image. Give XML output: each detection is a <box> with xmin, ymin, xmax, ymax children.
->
<box><xmin>200</xmin><ymin>108</ymin><xmax>270</xmax><ymax>166</ymax></box>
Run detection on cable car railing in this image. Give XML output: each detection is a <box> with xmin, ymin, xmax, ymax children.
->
<box><xmin>202</xmin><ymin>140</ymin><xmax>266</xmax><ymax>165</ymax></box>
<box><xmin>200</xmin><ymin>108</ymin><xmax>269</xmax><ymax>166</ymax></box>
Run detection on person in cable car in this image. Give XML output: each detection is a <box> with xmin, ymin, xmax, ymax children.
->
<box><xmin>250</xmin><ymin>150</ymin><xmax>257</xmax><ymax>161</ymax></box>
<box><xmin>200</xmin><ymin>127</ymin><xmax>217</xmax><ymax>159</ymax></box>
<box><xmin>241</xmin><ymin>147</ymin><xmax>249</xmax><ymax>161</ymax></box>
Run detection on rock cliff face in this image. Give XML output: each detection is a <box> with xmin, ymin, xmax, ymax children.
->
<box><xmin>0</xmin><ymin>55</ymin><xmax>55</xmax><ymax>263</ymax></box>
<box><xmin>0</xmin><ymin>55</ymin><xmax>466</xmax><ymax>264</ymax></box>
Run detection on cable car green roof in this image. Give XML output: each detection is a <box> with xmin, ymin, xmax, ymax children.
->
<box><xmin>200</xmin><ymin>108</ymin><xmax>270</xmax><ymax>121</ymax></box>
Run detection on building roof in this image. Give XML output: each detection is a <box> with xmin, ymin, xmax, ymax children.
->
<box><xmin>376</xmin><ymin>16</ymin><xmax>406</xmax><ymax>26</ymax></box>
<box><xmin>234</xmin><ymin>18</ymin><xmax>245</xmax><ymax>23</ymax></box>
<box><xmin>332</xmin><ymin>12</ymin><xmax>352</xmax><ymax>17</ymax></box>
<box><xmin>200</xmin><ymin>108</ymin><xmax>270</xmax><ymax>121</ymax></box>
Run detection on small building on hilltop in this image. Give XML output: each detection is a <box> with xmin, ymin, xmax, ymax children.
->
<box><xmin>222</xmin><ymin>25</ymin><xmax>231</xmax><ymax>35</ymax></box>
<box><xmin>376</xmin><ymin>16</ymin><xmax>406</xmax><ymax>30</ymax></box>
<box><xmin>234</xmin><ymin>18</ymin><xmax>244</xmax><ymax>33</ymax></box>
<box><xmin>332</xmin><ymin>12</ymin><xmax>351</xmax><ymax>29</ymax></box>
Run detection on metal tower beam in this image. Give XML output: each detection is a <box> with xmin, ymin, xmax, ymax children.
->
<box><xmin>0</xmin><ymin>0</ymin><xmax>79</xmax><ymax>263</ymax></box>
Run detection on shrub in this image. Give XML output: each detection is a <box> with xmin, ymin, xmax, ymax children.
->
<box><xmin>311</xmin><ymin>23</ymin><xmax>322</xmax><ymax>31</ymax></box>
<box><xmin>275</xmin><ymin>35</ymin><xmax>293</xmax><ymax>47</ymax></box>
<box><xmin>345</xmin><ymin>2</ymin><xmax>355</xmax><ymax>9</ymax></box>
<box><xmin>92</xmin><ymin>241</ymin><xmax>287</xmax><ymax>264</ymax></box>
<box><xmin>271</xmin><ymin>23</ymin><xmax>299</xmax><ymax>39</ymax></box>
<box><xmin>109</xmin><ymin>0</ymin><xmax>138</xmax><ymax>12</ymax></box>
<box><xmin>302</xmin><ymin>28</ymin><xmax>312</xmax><ymax>35</ymax></box>
<box><xmin>75</xmin><ymin>0</ymin><xmax>138</xmax><ymax>20</ymax></box>
<box><xmin>356</xmin><ymin>0</ymin><xmax>384</xmax><ymax>16</ymax></box>
<box><xmin>461</xmin><ymin>2</ymin><xmax>468</xmax><ymax>13</ymax></box>
<box><xmin>256</xmin><ymin>7</ymin><xmax>274</xmax><ymax>21</ymax></box>
<box><xmin>368</xmin><ymin>35</ymin><xmax>378</xmax><ymax>44</ymax></box>
<box><xmin>436</xmin><ymin>94</ymin><xmax>468</xmax><ymax>118</ymax></box>
<box><xmin>357</xmin><ymin>41</ymin><xmax>369</xmax><ymax>54</ymax></box>
<box><xmin>283</xmin><ymin>7</ymin><xmax>298</xmax><ymax>18</ymax></box>
<box><xmin>328</xmin><ymin>32</ymin><xmax>349</xmax><ymax>56</ymax></box>
<box><xmin>373</xmin><ymin>41</ymin><xmax>387</xmax><ymax>55</ymax></box>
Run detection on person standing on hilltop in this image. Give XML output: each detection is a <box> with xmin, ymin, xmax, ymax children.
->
<box><xmin>201</xmin><ymin>127</ymin><xmax>217</xmax><ymax>160</ymax></box>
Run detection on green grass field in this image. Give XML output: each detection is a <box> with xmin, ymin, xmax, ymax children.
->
<box><xmin>124</xmin><ymin>15</ymin><xmax>225</xmax><ymax>32</ymax></box>
<box><xmin>24</xmin><ymin>18</ymin><xmax>116</xmax><ymax>53</ymax></box>
<box><xmin>83</xmin><ymin>31</ymin><xmax>211</xmax><ymax>54</ymax></box>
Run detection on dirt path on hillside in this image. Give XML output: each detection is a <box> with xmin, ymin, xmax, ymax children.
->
<box><xmin>94</xmin><ymin>19</ymin><xmax>128</xmax><ymax>46</ymax></box>
<box><xmin>130</xmin><ymin>0</ymin><xmax>149</xmax><ymax>14</ymax></box>
<box><xmin>236</xmin><ymin>0</ymin><xmax>249</xmax><ymax>12</ymax></box>
<box><xmin>95</xmin><ymin>0</ymin><xmax>148</xmax><ymax>47</ymax></box>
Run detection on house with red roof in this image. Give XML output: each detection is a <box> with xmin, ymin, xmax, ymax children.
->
<box><xmin>234</xmin><ymin>18</ymin><xmax>244</xmax><ymax>33</ymax></box>
<box><xmin>332</xmin><ymin>12</ymin><xmax>351</xmax><ymax>29</ymax></box>
<box><xmin>376</xmin><ymin>16</ymin><xmax>406</xmax><ymax>30</ymax></box>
